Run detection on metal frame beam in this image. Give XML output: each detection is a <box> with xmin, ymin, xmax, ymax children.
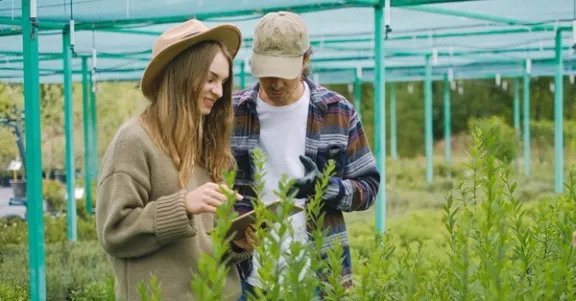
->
<box><xmin>374</xmin><ymin>1</ymin><xmax>387</xmax><ymax>235</ymax></box>
<box><xmin>2</xmin><ymin>53</ymin><xmax>575</xmax><ymax>82</ymax></box>
<box><xmin>21</xmin><ymin>0</ymin><xmax>47</xmax><ymax>300</ymax></box>
<box><xmin>554</xmin><ymin>28</ymin><xmax>566</xmax><ymax>193</ymax></box>
<box><xmin>402</xmin><ymin>5</ymin><xmax>529</xmax><ymax>26</ymax></box>
<box><xmin>62</xmin><ymin>26</ymin><xmax>77</xmax><ymax>242</ymax></box>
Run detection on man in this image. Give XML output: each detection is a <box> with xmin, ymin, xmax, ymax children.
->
<box><xmin>231</xmin><ymin>11</ymin><xmax>381</xmax><ymax>299</ymax></box>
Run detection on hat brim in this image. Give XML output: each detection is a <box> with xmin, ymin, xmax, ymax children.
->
<box><xmin>250</xmin><ymin>52</ymin><xmax>303</xmax><ymax>79</ymax></box>
<box><xmin>140</xmin><ymin>24</ymin><xmax>242</xmax><ymax>100</ymax></box>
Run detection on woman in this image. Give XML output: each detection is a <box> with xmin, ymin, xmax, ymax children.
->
<box><xmin>95</xmin><ymin>19</ymin><xmax>253</xmax><ymax>301</ymax></box>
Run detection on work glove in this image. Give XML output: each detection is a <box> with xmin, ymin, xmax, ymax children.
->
<box><xmin>289</xmin><ymin>155</ymin><xmax>320</xmax><ymax>199</ymax></box>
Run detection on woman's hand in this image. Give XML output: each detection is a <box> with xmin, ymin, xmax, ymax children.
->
<box><xmin>232</xmin><ymin>227</ymin><xmax>257</xmax><ymax>251</ymax></box>
<box><xmin>184</xmin><ymin>182</ymin><xmax>242</xmax><ymax>215</ymax></box>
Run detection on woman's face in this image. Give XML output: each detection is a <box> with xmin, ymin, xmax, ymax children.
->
<box><xmin>198</xmin><ymin>50</ymin><xmax>229</xmax><ymax>115</ymax></box>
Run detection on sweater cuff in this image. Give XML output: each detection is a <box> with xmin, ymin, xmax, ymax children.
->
<box><xmin>229</xmin><ymin>248</ymin><xmax>252</xmax><ymax>263</ymax></box>
<box><xmin>322</xmin><ymin>178</ymin><xmax>341</xmax><ymax>201</ymax></box>
<box><xmin>155</xmin><ymin>189</ymin><xmax>196</xmax><ymax>245</ymax></box>
<box><xmin>226</xmin><ymin>243</ymin><xmax>252</xmax><ymax>263</ymax></box>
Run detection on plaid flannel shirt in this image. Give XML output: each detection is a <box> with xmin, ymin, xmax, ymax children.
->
<box><xmin>230</xmin><ymin>78</ymin><xmax>381</xmax><ymax>292</ymax></box>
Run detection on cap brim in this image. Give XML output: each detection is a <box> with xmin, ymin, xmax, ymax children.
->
<box><xmin>140</xmin><ymin>24</ymin><xmax>242</xmax><ymax>100</ymax></box>
<box><xmin>251</xmin><ymin>52</ymin><xmax>303</xmax><ymax>79</ymax></box>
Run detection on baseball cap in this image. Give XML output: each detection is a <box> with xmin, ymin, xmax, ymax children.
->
<box><xmin>251</xmin><ymin>11</ymin><xmax>310</xmax><ymax>79</ymax></box>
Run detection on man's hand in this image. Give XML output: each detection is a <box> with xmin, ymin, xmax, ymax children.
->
<box><xmin>290</xmin><ymin>155</ymin><xmax>320</xmax><ymax>199</ymax></box>
<box><xmin>232</xmin><ymin>227</ymin><xmax>257</xmax><ymax>250</ymax></box>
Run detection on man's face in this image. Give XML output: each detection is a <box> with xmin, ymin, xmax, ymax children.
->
<box><xmin>257</xmin><ymin>56</ymin><xmax>310</xmax><ymax>106</ymax></box>
<box><xmin>258</xmin><ymin>76</ymin><xmax>301</xmax><ymax>105</ymax></box>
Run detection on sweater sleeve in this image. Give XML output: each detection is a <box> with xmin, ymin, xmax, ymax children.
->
<box><xmin>95</xmin><ymin>129</ymin><xmax>196</xmax><ymax>259</ymax></box>
<box><xmin>96</xmin><ymin>174</ymin><xmax>196</xmax><ymax>259</ymax></box>
<box><xmin>223</xmin><ymin>243</ymin><xmax>252</xmax><ymax>265</ymax></box>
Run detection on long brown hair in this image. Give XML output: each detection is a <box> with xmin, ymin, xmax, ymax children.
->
<box><xmin>139</xmin><ymin>40</ymin><xmax>235</xmax><ymax>187</ymax></box>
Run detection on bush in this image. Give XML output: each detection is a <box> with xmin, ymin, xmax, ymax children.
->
<box><xmin>136</xmin><ymin>125</ymin><xmax>576</xmax><ymax>300</ymax></box>
<box><xmin>0</xmin><ymin>213</ymin><xmax>105</xmax><ymax>300</ymax></box>
<box><xmin>43</xmin><ymin>179</ymin><xmax>66</xmax><ymax>212</ymax></box>
<box><xmin>0</xmin><ymin>214</ymin><xmax>97</xmax><ymax>245</ymax></box>
<box><xmin>133</xmin><ymin>148</ymin><xmax>345</xmax><ymax>301</ymax></box>
<box><xmin>468</xmin><ymin>116</ymin><xmax>518</xmax><ymax>163</ymax></box>
<box><xmin>345</xmin><ymin>123</ymin><xmax>576</xmax><ymax>300</ymax></box>
<box><xmin>0</xmin><ymin>282</ymin><xmax>28</xmax><ymax>301</ymax></box>
<box><xmin>3</xmin><ymin>122</ymin><xmax>575</xmax><ymax>300</ymax></box>
<box><xmin>0</xmin><ymin>240</ymin><xmax>111</xmax><ymax>300</ymax></box>
<box><xmin>530</xmin><ymin>119</ymin><xmax>576</xmax><ymax>163</ymax></box>
<box><xmin>67</xmin><ymin>278</ymin><xmax>116</xmax><ymax>301</ymax></box>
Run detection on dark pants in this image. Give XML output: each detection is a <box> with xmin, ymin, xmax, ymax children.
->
<box><xmin>238</xmin><ymin>280</ymin><xmax>255</xmax><ymax>301</ymax></box>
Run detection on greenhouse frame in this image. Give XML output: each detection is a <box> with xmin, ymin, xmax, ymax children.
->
<box><xmin>1</xmin><ymin>0</ymin><xmax>575</xmax><ymax>300</ymax></box>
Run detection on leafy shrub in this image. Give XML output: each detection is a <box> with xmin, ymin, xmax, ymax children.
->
<box><xmin>135</xmin><ymin>122</ymin><xmax>576</xmax><ymax>300</ymax></box>
<box><xmin>68</xmin><ymin>277</ymin><xmax>116</xmax><ymax>301</ymax></box>
<box><xmin>531</xmin><ymin>120</ymin><xmax>576</xmax><ymax>149</ymax></box>
<box><xmin>134</xmin><ymin>148</ymin><xmax>345</xmax><ymax>301</ymax></box>
<box><xmin>468</xmin><ymin>116</ymin><xmax>518</xmax><ymax>163</ymax></box>
<box><xmin>0</xmin><ymin>240</ymin><xmax>111</xmax><ymax>300</ymax></box>
<box><xmin>3</xmin><ymin>121</ymin><xmax>575</xmax><ymax>300</ymax></box>
<box><xmin>0</xmin><ymin>214</ymin><xmax>97</xmax><ymax>245</ymax></box>
<box><xmin>0</xmin><ymin>282</ymin><xmax>28</xmax><ymax>300</ymax></box>
<box><xmin>43</xmin><ymin>179</ymin><xmax>66</xmax><ymax>212</ymax></box>
<box><xmin>345</xmin><ymin>122</ymin><xmax>576</xmax><ymax>300</ymax></box>
<box><xmin>530</xmin><ymin>119</ymin><xmax>576</xmax><ymax>162</ymax></box>
<box><xmin>0</xmin><ymin>211</ymin><xmax>101</xmax><ymax>300</ymax></box>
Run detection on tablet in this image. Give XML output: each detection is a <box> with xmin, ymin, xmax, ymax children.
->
<box><xmin>211</xmin><ymin>200</ymin><xmax>305</xmax><ymax>240</ymax></box>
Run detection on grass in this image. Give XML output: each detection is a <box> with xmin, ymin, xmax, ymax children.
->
<box><xmin>346</xmin><ymin>152</ymin><xmax>563</xmax><ymax>225</ymax></box>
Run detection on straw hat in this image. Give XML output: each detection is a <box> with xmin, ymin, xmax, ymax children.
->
<box><xmin>140</xmin><ymin>19</ymin><xmax>242</xmax><ymax>100</ymax></box>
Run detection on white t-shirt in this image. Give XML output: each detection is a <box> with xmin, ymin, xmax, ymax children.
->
<box><xmin>246</xmin><ymin>81</ymin><xmax>311</xmax><ymax>288</ymax></box>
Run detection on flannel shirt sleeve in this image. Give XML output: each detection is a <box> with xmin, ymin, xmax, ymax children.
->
<box><xmin>322</xmin><ymin>110</ymin><xmax>381</xmax><ymax>212</ymax></box>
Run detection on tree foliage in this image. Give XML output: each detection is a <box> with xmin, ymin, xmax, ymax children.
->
<box><xmin>0</xmin><ymin>81</ymin><xmax>147</xmax><ymax>172</ymax></box>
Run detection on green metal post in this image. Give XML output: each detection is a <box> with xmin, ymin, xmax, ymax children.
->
<box><xmin>554</xmin><ymin>30</ymin><xmax>564</xmax><ymax>193</ymax></box>
<box><xmin>374</xmin><ymin>4</ymin><xmax>387</xmax><ymax>234</ymax></box>
<box><xmin>390</xmin><ymin>82</ymin><xmax>398</xmax><ymax>160</ymax></box>
<box><xmin>82</xmin><ymin>57</ymin><xmax>93</xmax><ymax>214</ymax></box>
<box><xmin>239</xmin><ymin>61</ymin><xmax>246</xmax><ymax>90</ymax></box>
<box><xmin>424</xmin><ymin>54</ymin><xmax>433</xmax><ymax>183</ymax></box>
<box><xmin>22</xmin><ymin>0</ymin><xmax>47</xmax><ymax>300</ymax></box>
<box><xmin>89</xmin><ymin>72</ymin><xmax>98</xmax><ymax>179</ymax></box>
<box><xmin>354</xmin><ymin>67</ymin><xmax>362</xmax><ymax>121</ymax></box>
<box><xmin>63</xmin><ymin>27</ymin><xmax>77</xmax><ymax>241</ymax></box>
<box><xmin>513</xmin><ymin>78</ymin><xmax>520</xmax><ymax>171</ymax></box>
<box><xmin>523</xmin><ymin>63</ymin><xmax>531</xmax><ymax>176</ymax></box>
<box><xmin>443</xmin><ymin>74</ymin><xmax>451</xmax><ymax>168</ymax></box>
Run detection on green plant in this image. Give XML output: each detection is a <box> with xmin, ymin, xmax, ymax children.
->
<box><xmin>187</xmin><ymin>164</ymin><xmax>244</xmax><ymax>300</ymax></box>
<box><xmin>42</xmin><ymin>179</ymin><xmax>66</xmax><ymax>212</ymax></box>
<box><xmin>0</xmin><ymin>240</ymin><xmax>111</xmax><ymax>300</ymax></box>
<box><xmin>133</xmin><ymin>148</ymin><xmax>344</xmax><ymax>301</ymax></box>
<box><xmin>68</xmin><ymin>276</ymin><xmax>116</xmax><ymax>301</ymax></box>
<box><xmin>467</xmin><ymin>116</ymin><xmax>518</xmax><ymax>164</ymax></box>
<box><xmin>343</xmin><ymin>118</ymin><xmax>576</xmax><ymax>300</ymax></box>
<box><xmin>4</xmin><ymin>116</ymin><xmax>576</xmax><ymax>300</ymax></box>
<box><xmin>0</xmin><ymin>281</ymin><xmax>28</xmax><ymax>300</ymax></box>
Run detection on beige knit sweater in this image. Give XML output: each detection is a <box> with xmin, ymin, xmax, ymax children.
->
<box><xmin>95</xmin><ymin>117</ymin><xmax>250</xmax><ymax>301</ymax></box>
